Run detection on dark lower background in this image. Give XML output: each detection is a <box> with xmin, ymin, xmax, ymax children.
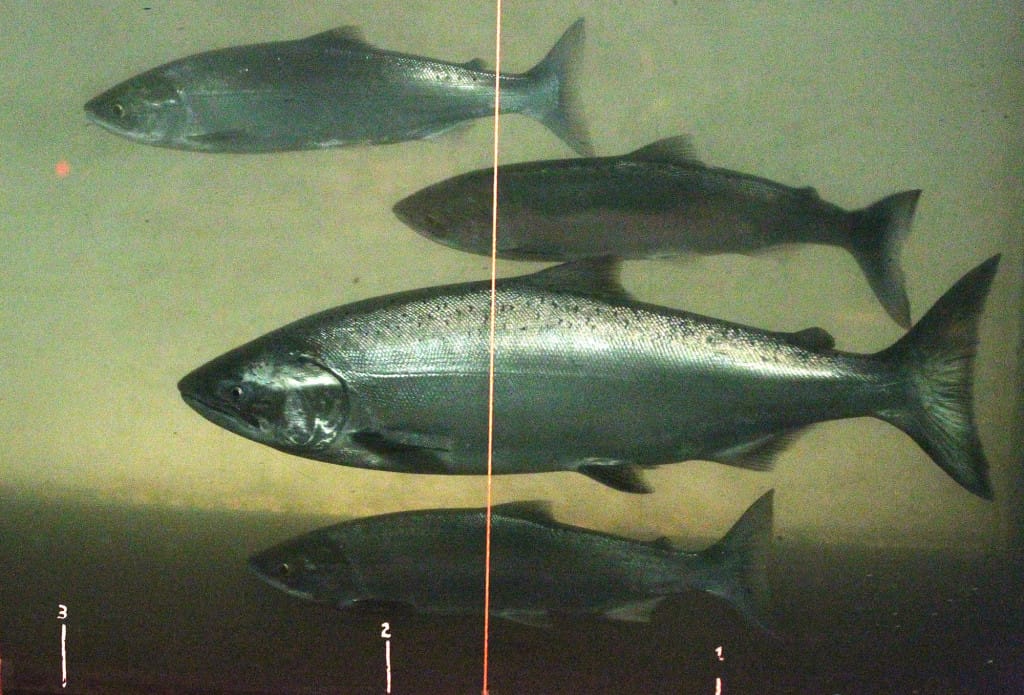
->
<box><xmin>1</xmin><ymin>487</ymin><xmax>1021</xmax><ymax>695</ymax></box>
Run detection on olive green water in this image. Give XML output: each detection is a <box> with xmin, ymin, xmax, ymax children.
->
<box><xmin>1</xmin><ymin>2</ymin><xmax>1022</xmax><ymax>693</ymax></box>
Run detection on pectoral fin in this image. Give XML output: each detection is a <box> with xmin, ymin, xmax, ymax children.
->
<box><xmin>349</xmin><ymin>430</ymin><xmax>452</xmax><ymax>473</ymax></box>
<box><xmin>339</xmin><ymin>598</ymin><xmax>416</xmax><ymax>615</ymax></box>
<box><xmin>187</xmin><ymin>130</ymin><xmax>250</xmax><ymax>146</ymax></box>
<box><xmin>352</xmin><ymin>428</ymin><xmax>451</xmax><ymax>451</ymax></box>
<box><xmin>494</xmin><ymin>610</ymin><xmax>554</xmax><ymax>628</ymax></box>
<box><xmin>603</xmin><ymin>597</ymin><xmax>665</xmax><ymax>623</ymax></box>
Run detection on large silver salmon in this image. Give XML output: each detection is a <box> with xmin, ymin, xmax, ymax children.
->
<box><xmin>249</xmin><ymin>491</ymin><xmax>774</xmax><ymax>629</ymax></box>
<box><xmin>394</xmin><ymin>137</ymin><xmax>920</xmax><ymax>327</ymax></box>
<box><xmin>85</xmin><ymin>20</ymin><xmax>591</xmax><ymax>154</ymax></box>
<box><xmin>178</xmin><ymin>256</ymin><xmax>999</xmax><ymax>498</ymax></box>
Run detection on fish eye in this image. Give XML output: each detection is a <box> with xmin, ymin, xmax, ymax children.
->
<box><xmin>112</xmin><ymin>103</ymin><xmax>126</xmax><ymax>118</ymax></box>
<box><xmin>274</xmin><ymin>562</ymin><xmax>292</xmax><ymax>578</ymax></box>
<box><xmin>215</xmin><ymin>382</ymin><xmax>248</xmax><ymax>404</ymax></box>
<box><xmin>219</xmin><ymin>382</ymin><xmax>255</xmax><ymax>408</ymax></box>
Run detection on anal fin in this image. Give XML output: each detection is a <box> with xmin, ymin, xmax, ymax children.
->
<box><xmin>707</xmin><ymin>430</ymin><xmax>807</xmax><ymax>471</ymax></box>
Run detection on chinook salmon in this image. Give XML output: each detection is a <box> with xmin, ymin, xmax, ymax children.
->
<box><xmin>249</xmin><ymin>491</ymin><xmax>774</xmax><ymax>629</ymax></box>
<box><xmin>393</xmin><ymin>137</ymin><xmax>920</xmax><ymax>327</ymax></box>
<box><xmin>84</xmin><ymin>20</ymin><xmax>591</xmax><ymax>155</ymax></box>
<box><xmin>178</xmin><ymin>255</ymin><xmax>999</xmax><ymax>499</ymax></box>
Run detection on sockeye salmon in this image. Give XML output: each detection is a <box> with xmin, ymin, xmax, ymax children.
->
<box><xmin>393</xmin><ymin>137</ymin><xmax>920</xmax><ymax>327</ymax></box>
<box><xmin>85</xmin><ymin>20</ymin><xmax>591</xmax><ymax>154</ymax></box>
<box><xmin>249</xmin><ymin>491</ymin><xmax>775</xmax><ymax>630</ymax></box>
<box><xmin>178</xmin><ymin>256</ymin><xmax>999</xmax><ymax>499</ymax></box>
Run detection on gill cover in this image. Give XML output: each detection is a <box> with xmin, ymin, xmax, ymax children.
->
<box><xmin>249</xmin><ymin>533</ymin><xmax>360</xmax><ymax>605</ymax></box>
<box><xmin>179</xmin><ymin>350</ymin><xmax>349</xmax><ymax>453</ymax></box>
<box><xmin>84</xmin><ymin>72</ymin><xmax>184</xmax><ymax>144</ymax></box>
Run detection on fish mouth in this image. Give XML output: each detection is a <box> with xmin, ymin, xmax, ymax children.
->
<box><xmin>83</xmin><ymin>97</ymin><xmax>171</xmax><ymax>145</ymax></box>
<box><xmin>391</xmin><ymin>197</ymin><xmax>431</xmax><ymax>234</ymax></box>
<box><xmin>82</xmin><ymin>95</ymin><xmax>108</xmax><ymax>120</ymax></box>
<box><xmin>179</xmin><ymin>390</ymin><xmax>262</xmax><ymax>439</ymax></box>
<box><xmin>83</xmin><ymin>107</ymin><xmax>160</xmax><ymax>144</ymax></box>
<box><xmin>392</xmin><ymin>196</ymin><xmax>452</xmax><ymax>241</ymax></box>
<box><xmin>83</xmin><ymin>108</ymin><xmax>121</xmax><ymax>136</ymax></box>
<box><xmin>83</xmin><ymin>99</ymin><xmax>129</xmax><ymax>133</ymax></box>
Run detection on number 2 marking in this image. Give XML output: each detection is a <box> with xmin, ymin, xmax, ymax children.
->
<box><xmin>381</xmin><ymin>622</ymin><xmax>392</xmax><ymax>693</ymax></box>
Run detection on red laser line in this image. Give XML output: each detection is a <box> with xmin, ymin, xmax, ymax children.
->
<box><xmin>482</xmin><ymin>4</ymin><xmax>503</xmax><ymax>694</ymax></box>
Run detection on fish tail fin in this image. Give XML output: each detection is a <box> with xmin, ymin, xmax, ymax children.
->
<box><xmin>523</xmin><ymin>18</ymin><xmax>593</xmax><ymax>156</ymax></box>
<box><xmin>689</xmin><ymin>490</ymin><xmax>773</xmax><ymax>632</ymax></box>
<box><xmin>876</xmin><ymin>254</ymin><xmax>1000</xmax><ymax>499</ymax></box>
<box><xmin>846</xmin><ymin>189</ymin><xmax>921</xmax><ymax>328</ymax></box>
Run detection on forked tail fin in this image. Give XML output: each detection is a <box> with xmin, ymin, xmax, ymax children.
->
<box><xmin>691</xmin><ymin>490</ymin><xmax>774</xmax><ymax>632</ymax></box>
<box><xmin>847</xmin><ymin>189</ymin><xmax>921</xmax><ymax>328</ymax></box>
<box><xmin>523</xmin><ymin>18</ymin><xmax>593</xmax><ymax>156</ymax></box>
<box><xmin>875</xmin><ymin>254</ymin><xmax>1000</xmax><ymax>499</ymax></box>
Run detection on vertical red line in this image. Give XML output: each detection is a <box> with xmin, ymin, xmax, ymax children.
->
<box><xmin>482</xmin><ymin>3</ymin><xmax>503</xmax><ymax>695</ymax></box>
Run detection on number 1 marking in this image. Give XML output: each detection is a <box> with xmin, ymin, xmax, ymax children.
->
<box><xmin>714</xmin><ymin>645</ymin><xmax>724</xmax><ymax>694</ymax></box>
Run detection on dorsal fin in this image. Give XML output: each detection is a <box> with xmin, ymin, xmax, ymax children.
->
<box><xmin>491</xmin><ymin>501</ymin><xmax>555</xmax><ymax>524</ymax></box>
<box><xmin>783</xmin><ymin>326</ymin><xmax>835</xmax><ymax>351</ymax></box>
<box><xmin>462</xmin><ymin>58</ymin><xmax>489</xmax><ymax>70</ymax></box>
<box><xmin>648</xmin><ymin>536</ymin><xmax>679</xmax><ymax>552</ymax></box>
<box><xmin>306</xmin><ymin>26</ymin><xmax>372</xmax><ymax>47</ymax></box>
<box><xmin>578</xmin><ymin>461</ymin><xmax>652</xmax><ymax>493</ymax></box>
<box><xmin>626</xmin><ymin>136</ymin><xmax>703</xmax><ymax>166</ymax></box>
<box><xmin>522</xmin><ymin>259</ymin><xmax>632</xmax><ymax>302</ymax></box>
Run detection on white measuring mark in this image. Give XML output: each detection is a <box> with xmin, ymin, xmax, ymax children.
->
<box><xmin>381</xmin><ymin>622</ymin><xmax>392</xmax><ymax>693</ymax></box>
<box><xmin>714</xmin><ymin>645</ymin><xmax>724</xmax><ymax>694</ymax></box>
<box><xmin>57</xmin><ymin>604</ymin><xmax>68</xmax><ymax>688</ymax></box>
